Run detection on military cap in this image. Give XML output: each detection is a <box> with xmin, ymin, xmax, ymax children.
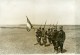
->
<box><xmin>59</xmin><ymin>26</ymin><xmax>63</xmax><ymax>30</ymax></box>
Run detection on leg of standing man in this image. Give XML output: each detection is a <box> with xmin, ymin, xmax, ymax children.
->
<box><xmin>59</xmin><ymin>41</ymin><xmax>64</xmax><ymax>53</ymax></box>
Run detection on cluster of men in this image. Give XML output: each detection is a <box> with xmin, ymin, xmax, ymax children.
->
<box><xmin>35</xmin><ymin>26</ymin><xmax>66</xmax><ymax>53</ymax></box>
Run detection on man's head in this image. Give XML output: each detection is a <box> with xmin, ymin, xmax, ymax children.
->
<box><xmin>51</xmin><ymin>28</ymin><xmax>53</xmax><ymax>31</ymax></box>
<box><xmin>39</xmin><ymin>27</ymin><xmax>41</xmax><ymax>30</ymax></box>
<box><xmin>59</xmin><ymin>26</ymin><xmax>63</xmax><ymax>30</ymax></box>
<box><xmin>42</xmin><ymin>28</ymin><xmax>44</xmax><ymax>30</ymax></box>
<box><xmin>53</xmin><ymin>26</ymin><xmax>57</xmax><ymax>31</ymax></box>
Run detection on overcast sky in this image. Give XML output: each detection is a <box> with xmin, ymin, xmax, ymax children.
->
<box><xmin>0</xmin><ymin>0</ymin><xmax>78</xmax><ymax>25</ymax></box>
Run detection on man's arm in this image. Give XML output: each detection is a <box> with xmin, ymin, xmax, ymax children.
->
<box><xmin>63</xmin><ymin>31</ymin><xmax>66</xmax><ymax>41</ymax></box>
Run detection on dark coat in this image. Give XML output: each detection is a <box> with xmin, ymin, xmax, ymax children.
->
<box><xmin>36</xmin><ymin>29</ymin><xmax>42</xmax><ymax>37</ymax></box>
<box><xmin>47</xmin><ymin>30</ymin><xmax>51</xmax><ymax>38</ymax></box>
<box><xmin>51</xmin><ymin>30</ymin><xmax>58</xmax><ymax>40</ymax></box>
<box><xmin>56</xmin><ymin>30</ymin><xmax>65</xmax><ymax>42</ymax></box>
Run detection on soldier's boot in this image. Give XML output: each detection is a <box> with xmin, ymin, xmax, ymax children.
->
<box><xmin>54</xmin><ymin>47</ymin><xmax>58</xmax><ymax>54</ymax></box>
<box><xmin>37</xmin><ymin>37</ymin><xmax>39</xmax><ymax>43</ymax></box>
<box><xmin>50</xmin><ymin>38</ymin><xmax>52</xmax><ymax>44</ymax></box>
<box><xmin>54</xmin><ymin>47</ymin><xmax>56</xmax><ymax>53</ymax></box>
<box><xmin>40</xmin><ymin>41</ymin><xmax>43</xmax><ymax>46</ymax></box>
<box><xmin>43</xmin><ymin>41</ymin><xmax>46</xmax><ymax>47</ymax></box>
<box><xmin>43</xmin><ymin>41</ymin><xmax>44</xmax><ymax>46</ymax></box>
<box><xmin>60</xmin><ymin>45</ymin><xmax>63</xmax><ymax>53</ymax></box>
<box><xmin>61</xmin><ymin>47</ymin><xmax>63</xmax><ymax>53</ymax></box>
<box><xmin>49</xmin><ymin>40</ymin><xmax>51</xmax><ymax>44</ymax></box>
<box><xmin>60</xmin><ymin>42</ymin><xmax>63</xmax><ymax>53</ymax></box>
<box><xmin>38</xmin><ymin>38</ymin><xmax>42</xmax><ymax>45</ymax></box>
<box><xmin>38</xmin><ymin>41</ymin><xmax>41</xmax><ymax>45</ymax></box>
<box><xmin>48</xmin><ymin>38</ymin><xmax>50</xmax><ymax>44</ymax></box>
<box><xmin>44</xmin><ymin>42</ymin><xmax>46</xmax><ymax>47</ymax></box>
<box><xmin>56</xmin><ymin>47</ymin><xmax>58</xmax><ymax>54</ymax></box>
<box><xmin>56</xmin><ymin>48</ymin><xmax>58</xmax><ymax>53</ymax></box>
<box><xmin>52</xmin><ymin>40</ymin><xmax>56</xmax><ymax>46</ymax></box>
<box><xmin>52</xmin><ymin>40</ymin><xmax>54</xmax><ymax>46</ymax></box>
<box><xmin>54</xmin><ymin>50</ymin><xmax>58</xmax><ymax>54</ymax></box>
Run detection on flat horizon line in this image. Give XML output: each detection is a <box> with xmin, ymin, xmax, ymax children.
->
<box><xmin>0</xmin><ymin>24</ymin><xmax>80</xmax><ymax>26</ymax></box>
<box><xmin>0</xmin><ymin>24</ymin><xmax>79</xmax><ymax>26</ymax></box>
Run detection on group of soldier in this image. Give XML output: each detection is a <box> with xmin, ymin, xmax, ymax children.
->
<box><xmin>35</xmin><ymin>25</ymin><xmax>66</xmax><ymax>53</ymax></box>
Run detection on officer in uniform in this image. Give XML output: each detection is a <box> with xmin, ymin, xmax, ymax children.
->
<box><xmin>47</xmin><ymin>28</ymin><xmax>52</xmax><ymax>44</ymax></box>
<box><xmin>42</xmin><ymin>28</ymin><xmax>47</xmax><ymax>47</ymax></box>
<box><xmin>51</xmin><ymin>26</ymin><xmax>58</xmax><ymax>53</ymax></box>
<box><xmin>50</xmin><ymin>28</ymin><xmax>54</xmax><ymax>44</ymax></box>
<box><xmin>56</xmin><ymin>26</ymin><xmax>66</xmax><ymax>53</ymax></box>
<box><xmin>36</xmin><ymin>27</ymin><xmax>42</xmax><ymax>45</ymax></box>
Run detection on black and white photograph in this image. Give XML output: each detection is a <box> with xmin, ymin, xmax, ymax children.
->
<box><xmin>0</xmin><ymin>0</ymin><xmax>79</xmax><ymax>54</ymax></box>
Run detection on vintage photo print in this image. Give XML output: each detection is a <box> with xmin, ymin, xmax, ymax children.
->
<box><xmin>0</xmin><ymin>0</ymin><xmax>79</xmax><ymax>54</ymax></box>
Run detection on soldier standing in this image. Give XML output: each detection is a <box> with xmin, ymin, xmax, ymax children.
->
<box><xmin>56</xmin><ymin>26</ymin><xmax>66</xmax><ymax>53</ymax></box>
<box><xmin>50</xmin><ymin>28</ymin><xmax>54</xmax><ymax>43</ymax></box>
<box><xmin>51</xmin><ymin>26</ymin><xmax>58</xmax><ymax>53</ymax></box>
<box><xmin>35</xmin><ymin>27</ymin><xmax>42</xmax><ymax>45</ymax></box>
<box><xmin>47</xmin><ymin>28</ymin><xmax>52</xmax><ymax>44</ymax></box>
<box><xmin>42</xmin><ymin>28</ymin><xmax>47</xmax><ymax>47</ymax></box>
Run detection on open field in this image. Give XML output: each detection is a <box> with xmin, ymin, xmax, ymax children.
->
<box><xmin>0</xmin><ymin>25</ymin><xmax>78</xmax><ymax>54</ymax></box>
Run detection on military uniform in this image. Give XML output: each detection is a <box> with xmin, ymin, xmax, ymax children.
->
<box><xmin>47</xmin><ymin>28</ymin><xmax>52</xmax><ymax>44</ymax></box>
<box><xmin>52</xmin><ymin>30</ymin><xmax>58</xmax><ymax>45</ymax></box>
<box><xmin>56</xmin><ymin>26</ymin><xmax>66</xmax><ymax>53</ymax></box>
<box><xmin>42</xmin><ymin>28</ymin><xmax>47</xmax><ymax>46</ymax></box>
<box><xmin>36</xmin><ymin>28</ymin><xmax>42</xmax><ymax>45</ymax></box>
<box><xmin>51</xmin><ymin>27</ymin><xmax>59</xmax><ymax>53</ymax></box>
